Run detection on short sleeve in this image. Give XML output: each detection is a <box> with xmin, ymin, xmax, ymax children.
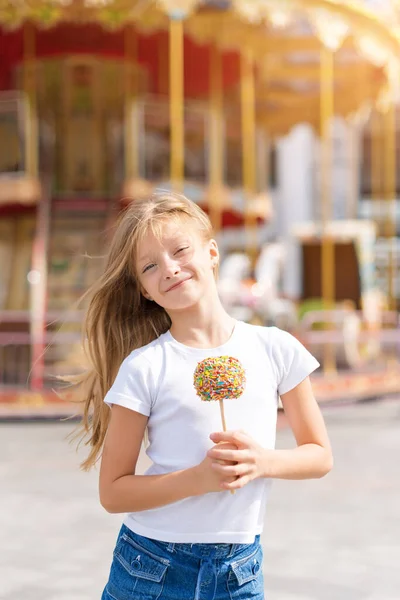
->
<box><xmin>103</xmin><ymin>353</ymin><xmax>153</xmax><ymax>416</ymax></box>
<box><xmin>271</xmin><ymin>327</ymin><xmax>320</xmax><ymax>396</ymax></box>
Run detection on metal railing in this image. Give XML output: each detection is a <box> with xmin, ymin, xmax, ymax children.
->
<box><xmin>1</xmin><ymin>306</ymin><xmax>399</xmax><ymax>390</ymax></box>
<box><xmin>298</xmin><ymin>309</ymin><xmax>400</xmax><ymax>369</ymax></box>
<box><xmin>0</xmin><ymin>310</ymin><xmax>85</xmax><ymax>389</ymax></box>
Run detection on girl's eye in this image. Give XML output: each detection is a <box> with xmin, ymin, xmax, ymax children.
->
<box><xmin>175</xmin><ymin>246</ymin><xmax>189</xmax><ymax>255</ymax></box>
<box><xmin>142</xmin><ymin>263</ymin><xmax>156</xmax><ymax>274</ymax></box>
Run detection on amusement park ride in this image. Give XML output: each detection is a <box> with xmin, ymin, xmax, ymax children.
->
<box><xmin>0</xmin><ymin>0</ymin><xmax>400</xmax><ymax>417</ymax></box>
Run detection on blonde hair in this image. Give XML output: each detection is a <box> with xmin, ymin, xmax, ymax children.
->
<box><xmin>70</xmin><ymin>191</ymin><xmax>214</xmax><ymax>470</ymax></box>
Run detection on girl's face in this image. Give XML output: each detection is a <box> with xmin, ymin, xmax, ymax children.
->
<box><xmin>136</xmin><ymin>220</ymin><xmax>218</xmax><ymax>311</ymax></box>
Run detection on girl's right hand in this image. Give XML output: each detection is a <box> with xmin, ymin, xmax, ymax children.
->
<box><xmin>194</xmin><ymin>442</ymin><xmax>238</xmax><ymax>494</ymax></box>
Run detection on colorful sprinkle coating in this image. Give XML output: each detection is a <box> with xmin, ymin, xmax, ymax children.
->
<box><xmin>193</xmin><ymin>356</ymin><xmax>246</xmax><ymax>402</ymax></box>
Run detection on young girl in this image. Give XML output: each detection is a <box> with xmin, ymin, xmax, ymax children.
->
<box><xmin>74</xmin><ymin>191</ymin><xmax>332</xmax><ymax>600</ymax></box>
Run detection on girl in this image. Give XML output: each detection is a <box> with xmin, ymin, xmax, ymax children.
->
<box><xmin>73</xmin><ymin>191</ymin><xmax>332</xmax><ymax>600</ymax></box>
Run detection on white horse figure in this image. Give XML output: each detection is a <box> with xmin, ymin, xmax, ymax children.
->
<box><xmin>219</xmin><ymin>252</ymin><xmax>251</xmax><ymax>281</ymax></box>
<box><xmin>218</xmin><ymin>252</ymin><xmax>253</xmax><ymax>321</ymax></box>
<box><xmin>253</xmin><ymin>242</ymin><xmax>297</xmax><ymax>329</ymax></box>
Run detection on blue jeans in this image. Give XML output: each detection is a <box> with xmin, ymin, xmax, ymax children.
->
<box><xmin>101</xmin><ymin>524</ymin><xmax>264</xmax><ymax>600</ymax></box>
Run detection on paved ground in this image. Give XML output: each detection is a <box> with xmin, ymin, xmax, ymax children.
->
<box><xmin>0</xmin><ymin>397</ymin><xmax>399</xmax><ymax>600</ymax></box>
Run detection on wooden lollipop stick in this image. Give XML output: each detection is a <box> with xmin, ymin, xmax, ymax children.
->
<box><xmin>219</xmin><ymin>399</ymin><xmax>235</xmax><ymax>495</ymax></box>
<box><xmin>219</xmin><ymin>399</ymin><xmax>227</xmax><ymax>431</ymax></box>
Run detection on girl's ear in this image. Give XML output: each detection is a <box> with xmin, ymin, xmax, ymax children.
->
<box><xmin>209</xmin><ymin>238</ymin><xmax>219</xmax><ymax>267</ymax></box>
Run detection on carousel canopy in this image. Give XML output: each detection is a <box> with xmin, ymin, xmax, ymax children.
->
<box><xmin>0</xmin><ymin>1</ymin><xmax>399</xmax><ymax>63</ymax></box>
<box><xmin>1</xmin><ymin>0</ymin><xmax>399</xmax><ymax>134</ymax></box>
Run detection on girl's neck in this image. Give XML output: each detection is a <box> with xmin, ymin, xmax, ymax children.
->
<box><xmin>168</xmin><ymin>303</ymin><xmax>236</xmax><ymax>349</ymax></box>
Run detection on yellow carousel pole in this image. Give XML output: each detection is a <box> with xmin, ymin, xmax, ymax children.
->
<box><xmin>23</xmin><ymin>22</ymin><xmax>38</xmax><ymax>179</ymax></box>
<box><xmin>169</xmin><ymin>17</ymin><xmax>184</xmax><ymax>190</ymax></box>
<box><xmin>209</xmin><ymin>43</ymin><xmax>224</xmax><ymax>231</ymax></box>
<box><xmin>124</xmin><ymin>25</ymin><xmax>139</xmax><ymax>181</ymax></box>
<box><xmin>240</xmin><ymin>46</ymin><xmax>257</xmax><ymax>266</ymax></box>
<box><xmin>383</xmin><ymin>91</ymin><xmax>397</xmax><ymax>312</ymax></box>
<box><xmin>320</xmin><ymin>46</ymin><xmax>336</xmax><ymax>374</ymax></box>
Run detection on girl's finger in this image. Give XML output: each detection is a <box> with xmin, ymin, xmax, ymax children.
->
<box><xmin>208</xmin><ymin>448</ymin><xmax>248</xmax><ymax>463</ymax></box>
<box><xmin>210</xmin><ymin>431</ymin><xmax>248</xmax><ymax>446</ymax></box>
<box><xmin>221</xmin><ymin>475</ymin><xmax>251</xmax><ymax>490</ymax></box>
<box><xmin>212</xmin><ymin>462</ymin><xmax>250</xmax><ymax>477</ymax></box>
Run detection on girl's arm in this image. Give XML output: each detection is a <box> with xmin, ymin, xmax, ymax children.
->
<box><xmin>263</xmin><ymin>376</ymin><xmax>333</xmax><ymax>479</ymax></box>
<box><xmin>99</xmin><ymin>405</ymin><xmax>235</xmax><ymax>513</ymax></box>
<box><xmin>207</xmin><ymin>377</ymin><xmax>333</xmax><ymax>490</ymax></box>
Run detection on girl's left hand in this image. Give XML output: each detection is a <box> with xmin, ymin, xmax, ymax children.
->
<box><xmin>207</xmin><ymin>430</ymin><xmax>269</xmax><ymax>491</ymax></box>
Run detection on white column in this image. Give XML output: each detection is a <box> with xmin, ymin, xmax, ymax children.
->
<box><xmin>276</xmin><ymin>124</ymin><xmax>315</xmax><ymax>299</ymax></box>
<box><xmin>314</xmin><ymin>116</ymin><xmax>361</xmax><ymax>221</ymax></box>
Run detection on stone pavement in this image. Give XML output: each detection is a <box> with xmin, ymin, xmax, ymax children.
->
<box><xmin>0</xmin><ymin>397</ymin><xmax>399</xmax><ymax>600</ymax></box>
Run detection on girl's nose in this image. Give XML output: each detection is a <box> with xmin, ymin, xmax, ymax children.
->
<box><xmin>163</xmin><ymin>259</ymin><xmax>181</xmax><ymax>279</ymax></box>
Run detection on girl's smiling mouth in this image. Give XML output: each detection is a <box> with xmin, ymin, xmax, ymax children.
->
<box><xmin>165</xmin><ymin>277</ymin><xmax>193</xmax><ymax>292</ymax></box>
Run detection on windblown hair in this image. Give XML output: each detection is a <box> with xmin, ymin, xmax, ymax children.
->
<box><xmin>69</xmin><ymin>191</ymin><xmax>214</xmax><ymax>470</ymax></box>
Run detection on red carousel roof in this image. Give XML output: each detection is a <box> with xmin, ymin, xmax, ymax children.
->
<box><xmin>0</xmin><ymin>23</ymin><xmax>240</xmax><ymax>96</ymax></box>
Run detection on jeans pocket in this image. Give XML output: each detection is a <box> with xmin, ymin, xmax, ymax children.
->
<box><xmin>227</xmin><ymin>545</ymin><xmax>264</xmax><ymax>600</ymax></box>
<box><xmin>106</xmin><ymin>532</ymin><xmax>169</xmax><ymax>600</ymax></box>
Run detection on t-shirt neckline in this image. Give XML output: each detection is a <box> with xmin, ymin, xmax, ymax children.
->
<box><xmin>164</xmin><ymin>320</ymin><xmax>242</xmax><ymax>356</ymax></box>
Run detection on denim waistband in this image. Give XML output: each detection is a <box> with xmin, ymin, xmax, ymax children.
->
<box><xmin>165</xmin><ymin>536</ymin><xmax>260</xmax><ymax>559</ymax></box>
<box><xmin>121</xmin><ymin>525</ymin><xmax>260</xmax><ymax>560</ymax></box>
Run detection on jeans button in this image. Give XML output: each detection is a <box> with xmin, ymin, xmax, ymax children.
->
<box><xmin>252</xmin><ymin>561</ymin><xmax>260</xmax><ymax>575</ymax></box>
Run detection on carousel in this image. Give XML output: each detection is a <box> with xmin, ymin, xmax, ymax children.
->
<box><xmin>0</xmin><ymin>0</ymin><xmax>400</xmax><ymax>414</ymax></box>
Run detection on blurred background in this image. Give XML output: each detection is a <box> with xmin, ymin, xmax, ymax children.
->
<box><xmin>0</xmin><ymin>1</ymin><xmax>399</xmax><ymax>598</ymax></box>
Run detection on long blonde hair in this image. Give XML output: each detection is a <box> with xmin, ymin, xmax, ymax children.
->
<box><xmin>70</xmin><ymin>191</ymin><xmax>214</xmax><ymax>470</ymax></box>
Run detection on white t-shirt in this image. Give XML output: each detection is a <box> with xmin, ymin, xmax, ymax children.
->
<box><xmin>104</xmin><ymin>321</ymin><xmax>319</xmax><ymax>543</ymax></box>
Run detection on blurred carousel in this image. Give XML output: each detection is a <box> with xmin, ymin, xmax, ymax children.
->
<box><xmin>0</xmin><ymin>0</ymin><xmax>400</xmax><ymax>413</ymax></box>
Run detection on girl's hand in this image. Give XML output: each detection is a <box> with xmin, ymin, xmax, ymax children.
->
<box><xmin>194</xmin><ymin>442</ymin><xmax>239</xmax><ymax>494</ymax></box>
<box><xmin>207</xmin><ymin>431</ymin><xmax>270</xmax><ymax>491</ymax></box>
